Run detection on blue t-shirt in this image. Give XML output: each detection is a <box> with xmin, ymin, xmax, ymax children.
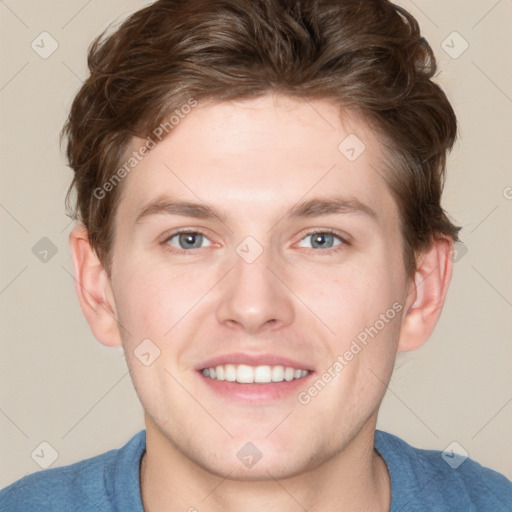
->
<box><xmin>1</xmin><ymin>430</ymin><xmax>511</xmax><ymax>511</ymax></box>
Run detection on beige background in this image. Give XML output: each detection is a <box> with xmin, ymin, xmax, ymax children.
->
<box><xmin>1</xmin><ymin>0</ymin><xmax>511</xmax><ymax>487</ymax></box>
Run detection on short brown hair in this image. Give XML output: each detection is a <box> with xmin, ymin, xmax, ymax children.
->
<box><xmin>62</xmin><ymin>0</ymin><xmax>461</xmax><ymax>278</ymax></box>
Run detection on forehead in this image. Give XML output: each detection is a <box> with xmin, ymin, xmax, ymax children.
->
<box><xmin>116</xmin><ymin>94</ymin><xmax>399</xmax><ymax>228</ymax></box>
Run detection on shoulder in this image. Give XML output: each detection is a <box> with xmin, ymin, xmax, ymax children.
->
<box><xmin>375</xmin><ymin>430</ymin><xmax>512</xmax><ymax>512</ymax></box>
<box><xmin>0</xmin><ymin>452</ymin><xmax>116</xmax><ymax>512</ymax></box>
<box><xmin>0</xmin><ymin>431</ymin><xmax>146</xmax><ymax>512</ymax></box>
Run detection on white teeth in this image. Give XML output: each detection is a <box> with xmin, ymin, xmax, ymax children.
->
<box><xmin>254</xmin><ymin>365</ymin><xmax>272</xmax><ymax>383</ymax></box>
<box><xmin>215</xmin><ymin>365</ymin><xmax>224</xmax><ymax>380</ymax></box>
<box><xmin>236</xmin><ymin>364</ymin><xmax>254</xmax><ymax>383</ymax></box>
<box><xmin>271</xmin><ymin>365</ymin><xmax>284</xmax><ymax>382</ymax></box>
<box><xmin>225</xmin><ymin>364</ymin><xmax>237</xmax><ymax>382</ymax></box>
<box><xmin>201</xmin><ymin>364</ymin><xmax>309</xmax><ymax>383</ymax></box>
<box><xmin>284</xmin><ymin>367</ymin><xmax>295</xmax><ymax>381</ymax></box>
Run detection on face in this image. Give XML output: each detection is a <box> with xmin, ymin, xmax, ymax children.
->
<box><xmin>108</xmin><ymin>94</ymin><xmax>412</xmax><ymax>479</ymax></box>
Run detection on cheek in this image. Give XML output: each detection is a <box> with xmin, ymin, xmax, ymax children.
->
<box><xmin>297</xmin><ymin>259</ymin><xmax>398</xmax><ymax>328</ymax></box>
<box><xmin>113</xmin><ymin>261</ymin><xmax>206</xmax><ymax>416</ymax></box>
<box><xmin>113</xmin><ymin>257</ymin><xmax>219</xmax><ymax>344</ymax></box>
<box><xmin>293</xmin><ymin>255</ymin><xmax>404</xmax><ymax>392</ymax></box>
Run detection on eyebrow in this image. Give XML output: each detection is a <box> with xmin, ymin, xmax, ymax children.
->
<box><xmin>135</xmin><ymin>195</ymin><xmax>378</xmax><ymax>224</ymax></box>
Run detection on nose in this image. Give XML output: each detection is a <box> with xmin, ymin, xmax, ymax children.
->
<box><xmin>215</xmin><ymin>245</ymin><xmax>295</xmax><ymax>335</ymax></box>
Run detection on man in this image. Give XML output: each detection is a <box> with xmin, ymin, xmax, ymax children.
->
<box><xmin>1</xmin><ymin>0</ymin><xmax>511</xmax><ymax>510</ymax></box>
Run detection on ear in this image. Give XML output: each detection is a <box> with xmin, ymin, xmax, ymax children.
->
<box><xmin>398</xmin><ymin>237</ymin><xmax>454</xmax><ymax>352</ymax></box>
<box><xmin>69</xmin><ymin>225</ymin><xmax>122</xmax><ymax>347</ymax></box>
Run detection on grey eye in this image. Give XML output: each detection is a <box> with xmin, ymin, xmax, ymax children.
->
<box><xmin>168</xmin><ymin>232</ymin><xmax>211</xmax><ymax>250</ymax></box>
<box><xmin>298</xmin><ymin>232</ymin><xmax>342</xmax><ymax>249</ymax></box>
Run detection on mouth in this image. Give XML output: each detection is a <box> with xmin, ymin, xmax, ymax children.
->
<box><xmin>195</xmin><ymin>353</ymin><xmax>314</xmax><ymax>403</ymax></box>
<box><xmin>201</xmin><ymin>364</ymin><xmax>309</xmax><ymax>383</ymax></box>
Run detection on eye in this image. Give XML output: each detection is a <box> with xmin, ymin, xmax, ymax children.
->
<box><xmin>297</xmin><ymin>231</ymin><xmax>345</xmax><ymax>250</ymax></box>
<box><xmin>165</xmin><ymin>231</ymin><xmax>212</xmax><ymax>250</ymax></box>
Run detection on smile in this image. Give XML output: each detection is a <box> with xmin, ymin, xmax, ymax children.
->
<box><xmin>201</xmin><ymin>364</ymin><xmax>309</xmax><ymax>383</ymax></box>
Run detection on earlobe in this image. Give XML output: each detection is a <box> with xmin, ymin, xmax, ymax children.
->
<box><xmin>69</xmin><ymin>225</ymin><xmax>122</xmax><ymax>347</ymax></box>
<box><xmin>398</xmin><ymin>237</ymin><xmax>454</xmax><ymax>352</ymax></box>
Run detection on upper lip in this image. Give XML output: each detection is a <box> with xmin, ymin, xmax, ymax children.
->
<box><xmin>195</xmin><ymin>352</ymin><xmax>314</xmax><ymax>372</ymax></box>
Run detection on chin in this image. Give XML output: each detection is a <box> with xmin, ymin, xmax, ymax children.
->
<box><xmin>187</xmin><ymin>436</ymin><xmax>326</xmax><ymax>482</ymax></box>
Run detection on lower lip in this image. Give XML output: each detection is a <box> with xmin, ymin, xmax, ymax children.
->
<box><xmin>198</xmin><ymin>372</ymin><xmax>314</xmax><ymax>403</ymax></box>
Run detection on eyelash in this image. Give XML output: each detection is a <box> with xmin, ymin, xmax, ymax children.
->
<box><xmin>161</xmin><ymin>228</ymin><xmax>350</xmax><ymax>255</ymax></box>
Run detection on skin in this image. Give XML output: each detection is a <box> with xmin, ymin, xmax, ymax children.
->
<box><xmin>70</xmin><ymin>94</ymin><xmax>453</xmax><ymax>512</ymax></box>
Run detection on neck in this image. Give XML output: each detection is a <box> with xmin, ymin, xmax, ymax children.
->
<box><xmin>140</xmin><ymin>417</ymin><xmax>390</xmax><ymax>512</ymax></box>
